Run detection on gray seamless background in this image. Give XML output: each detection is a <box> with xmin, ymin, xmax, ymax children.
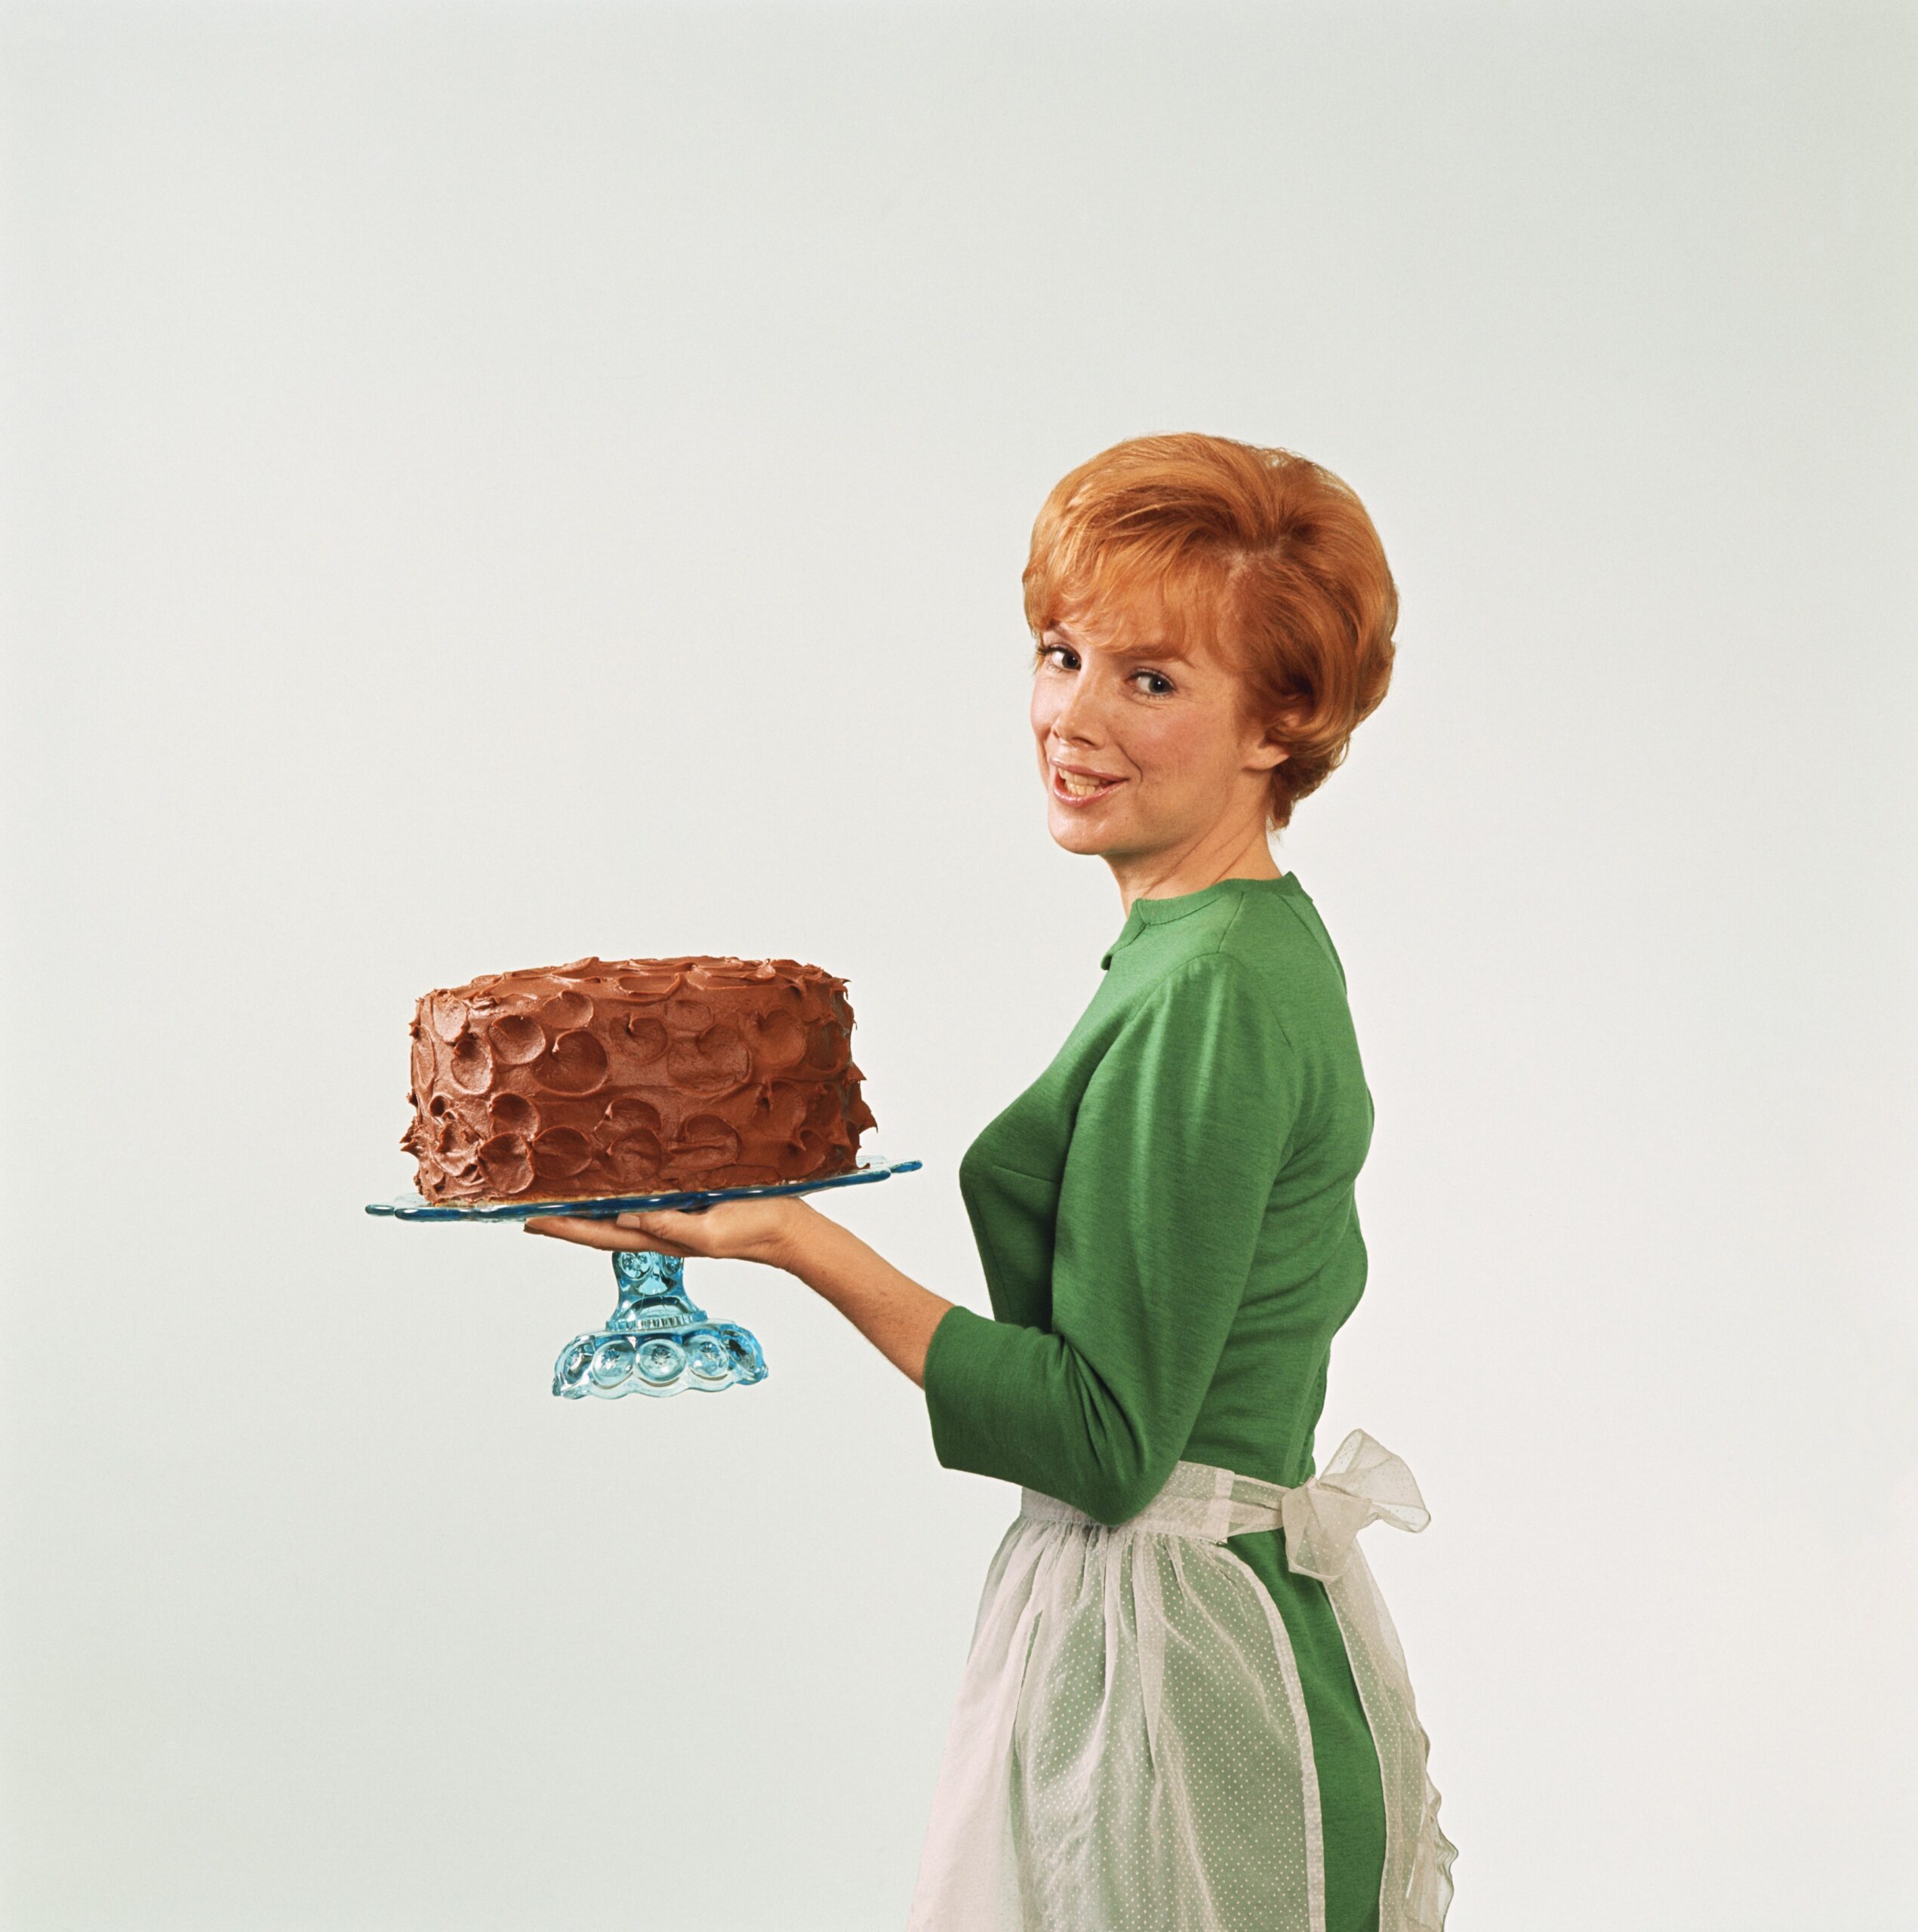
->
<box><xmin>3</xmin><ymin>4</ymin><xmax>1913</xmax><ymax>1927</ymax></box>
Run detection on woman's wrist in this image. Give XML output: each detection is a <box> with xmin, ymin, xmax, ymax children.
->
<box><xmin>773</xmin><ymin>1196</ymin><xmax>846</xmax><ymax>1283</ymax></box>
<box><xmin>776</xmin><ymin>1189</ymin><xmax>857</xmax><ymax>1282</ymax></box>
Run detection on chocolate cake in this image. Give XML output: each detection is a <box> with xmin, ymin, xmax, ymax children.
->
<box><xmin>402</xmin><ymin>955</ymin><xmax>879</xmax><ymax>1205</ymax></box>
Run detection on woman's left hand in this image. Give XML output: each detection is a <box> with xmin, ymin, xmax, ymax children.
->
<box><xmin>524</xmin><ymin>1194</ymin><xmax>816</xmax><ymax>1270</ymax></box>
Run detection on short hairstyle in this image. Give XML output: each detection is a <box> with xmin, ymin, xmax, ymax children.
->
<box><xmin>1024</xmin><ymin>432</ymin><xmax>1399</xmax><ymax>831</ymax></box>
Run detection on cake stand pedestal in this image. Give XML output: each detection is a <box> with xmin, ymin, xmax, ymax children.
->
<box><xmin>553</xmin><ymin>1248</ymin><xmax>765</xmax><ymax>1399</ymax></box>
<box><xmin>366</xmin><ymin>1154</ymin><xmax>922</xmax><ymax>1401</ymax></box>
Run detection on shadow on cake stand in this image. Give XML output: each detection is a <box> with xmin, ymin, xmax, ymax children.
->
<box><xmin>366</xmin><ymin>1155</ymin><xmax>922</xmax><ymax>1401</ymax></box>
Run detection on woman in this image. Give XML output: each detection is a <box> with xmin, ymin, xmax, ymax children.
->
<box><xmin>530</xmin><ymin>432</ymin><xmax>1457</xmax><ymax>1932</ymax></box>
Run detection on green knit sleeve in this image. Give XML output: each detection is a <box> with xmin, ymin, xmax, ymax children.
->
<box><xmin>922</xmin><ymin>952</ymin><xmax>1301</xmax><ymax>1524</ymax></box>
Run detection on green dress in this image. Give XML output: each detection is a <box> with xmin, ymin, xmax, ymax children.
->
<box><xmin>921</xmin><ymin>872</ymin><xmax>1389</xmax><ymax>1932</ymax></box>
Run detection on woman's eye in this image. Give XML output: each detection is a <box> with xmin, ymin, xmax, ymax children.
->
<box><xmin>1042</xmin><ymin>645</ymin><xmax>1080</xmax><ymax>671</ymax></box>
<box><xmin>1133</xmin><ymin>670</ymin><xmax>1175</xmax><ymax>696</ymax></box>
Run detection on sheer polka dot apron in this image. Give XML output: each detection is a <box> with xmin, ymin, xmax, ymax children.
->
<box><xmin>907</xmin><ymin>1431</ymin><xmax>1457</xmax><ymax>1932</ymax></box>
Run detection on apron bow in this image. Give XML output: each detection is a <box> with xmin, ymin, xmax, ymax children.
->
<box><xmin>1279</xmin><ymin>1429</ymin><xmax>1431</xmax><ymax>1581</ymax></box>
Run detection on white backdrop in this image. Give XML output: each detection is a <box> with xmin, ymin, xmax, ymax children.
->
<box><xmin>3</xmin><ymin>4</ymin><xmax>1913</xmax><ymax>1927</ymax></box>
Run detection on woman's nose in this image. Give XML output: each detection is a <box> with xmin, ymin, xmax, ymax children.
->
<box><xmin>1050</xmin><ymin>674</ymin><xmax>1107</xmax><ymax>746</ymax></box>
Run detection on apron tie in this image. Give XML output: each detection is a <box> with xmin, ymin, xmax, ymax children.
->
<box><xmin>1277</xmin><ymin>1429</ymin><xmax>1431</xmax><ymax>1581</ymax></box>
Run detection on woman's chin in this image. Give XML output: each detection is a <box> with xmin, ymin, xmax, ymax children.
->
<box><xmin>1045</xmin><ymin>803</ymin><xmax>1126</xmax><ymax>856</ymax></box>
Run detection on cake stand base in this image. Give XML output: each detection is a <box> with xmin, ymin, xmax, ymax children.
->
<box><xmin>553</xmin><ymin>1250</ymin><xmax>768</xmax><ymax>1400</ymax></box>
<box><xmin>366</xmin><ymin>1154</ymin><xmax>919</xmax><ymax>1404</ymax></box>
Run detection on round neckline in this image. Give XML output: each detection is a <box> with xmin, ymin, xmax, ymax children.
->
<box><xmin>1127</xmin><ymin>872</ymin><xmax>1302</xmax><ymax>928</ymax></box>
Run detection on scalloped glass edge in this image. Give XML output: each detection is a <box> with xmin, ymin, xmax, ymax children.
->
<box><xmin>365</xmin><ymin>1153</ymin><xmax>923</xmax><ymax>1223</ymax></box>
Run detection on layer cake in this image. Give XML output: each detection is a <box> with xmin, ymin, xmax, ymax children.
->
<box><xmin>402</xmin><ymin>955</ymin><xmax>877</xmax><ymax>1204</ymax></box>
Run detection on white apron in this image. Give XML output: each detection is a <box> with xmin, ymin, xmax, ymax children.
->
<box><xmin>907</xmin><ymin>1430</ymin><xmax>1457</xmax><ymax>1932</ymax></box>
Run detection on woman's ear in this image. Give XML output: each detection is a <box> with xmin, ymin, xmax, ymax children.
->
<box><xmin>1249</xmin><ymin>704</ymin><xmax>1305</xmax><ymax>771</ymax></box>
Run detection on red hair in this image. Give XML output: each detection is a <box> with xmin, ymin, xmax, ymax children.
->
<box><xmin>1024</xmin><ymin>432</ymin><xmax>1399</xmax><ymax>831</ymax></box>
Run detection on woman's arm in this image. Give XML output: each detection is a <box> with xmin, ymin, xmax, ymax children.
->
<box><xmin>920</xmin><ymin>952</ymin><xmax>1300</xmax><ymax>1524</ymax></box>
<box><xmin>526</xmin><ymin>1198</ymin><xmax>956</xmax><ymax>1388</ymax></box>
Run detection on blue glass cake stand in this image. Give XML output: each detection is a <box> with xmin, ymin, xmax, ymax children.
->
<box><xmin>366</xmin><ymin>1155</ymin><xmax>921</xmax><ymax>1401</ymax></box>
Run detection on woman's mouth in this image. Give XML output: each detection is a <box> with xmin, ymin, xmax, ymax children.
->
<box><xmin>1050</xmin><ymin>763</ymin><xmax>1125</xmax><ymax>806</ymax></box>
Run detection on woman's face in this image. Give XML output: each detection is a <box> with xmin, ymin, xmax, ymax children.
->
<box><xmin>1029</xmin><ymin>601</ymin><xmax>1287</xmax><ymax>866</ymax></box>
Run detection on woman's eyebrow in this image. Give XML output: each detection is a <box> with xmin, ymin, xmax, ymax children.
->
<box><xmin>1045</xmin><ymin>624</ymin><xmax>1193</xmax><ymax>665</ymax></box>
<box><xmin>1113</xmin><ymin>641</ymin><xmax>1192</xmax><ymax>665</ymax></box>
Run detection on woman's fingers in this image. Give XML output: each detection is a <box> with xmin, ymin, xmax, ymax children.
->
<box><xmin>523</xmin><ymin>1216</ymin><xmax>692</xmax><ymax>1254</ymax></box>
<box><xmin>614</xmin><ymin>1208</ymin><xmax>710</xmax><ymax>1247</ymax></box>
<box><xmin>522</xmin><ymin>1198</ymin><xmax>800</xmax><ymax>1266</ymax></box>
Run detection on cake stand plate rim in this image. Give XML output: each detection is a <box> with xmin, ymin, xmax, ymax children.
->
<box><xmin>365</xmin><ymin>1153</ymin><xmax>923</xmax><ymax>1223</ymax></box>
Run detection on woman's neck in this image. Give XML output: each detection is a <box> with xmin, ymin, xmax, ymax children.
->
<box><xmin>1107</xmin><ymin>825</ymin><xmax>1282</xmax><ymax>915</ymax></box>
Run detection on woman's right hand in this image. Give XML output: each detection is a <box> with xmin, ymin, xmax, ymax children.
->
<box><xmin>524</xmin><ymin>1193</ymin><xmax>819</xmax><ymax>1271</ymax></box>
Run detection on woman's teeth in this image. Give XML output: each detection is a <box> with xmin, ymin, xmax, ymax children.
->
<box><xmin>1054</xmin><ymin>769</ymin><xmax>1118</xmax><ymax>799</ymax></box>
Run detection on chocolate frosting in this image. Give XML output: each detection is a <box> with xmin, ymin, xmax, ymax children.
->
<box><xmin>401</xmin><ymin>955</ymin><xmax>879</xmax><ymax>1205</ymax></box>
